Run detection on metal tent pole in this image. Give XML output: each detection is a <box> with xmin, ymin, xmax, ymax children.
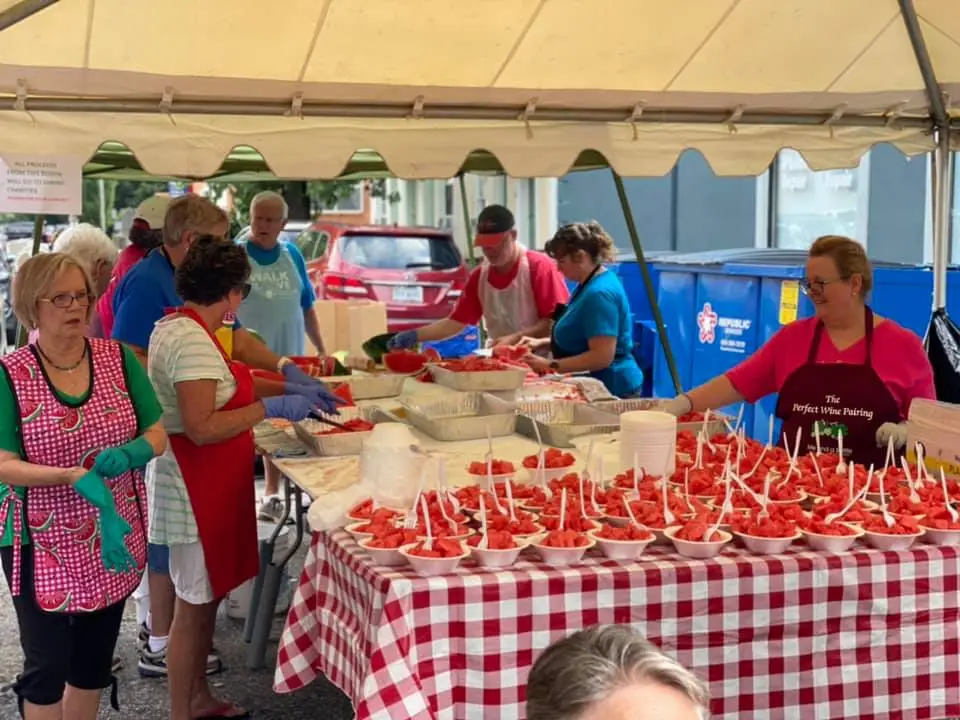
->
<box><xmin>457</xmin><ymin>174</ymin><xmax>475</xmax><ymax>265</ymax></box>
<box><xmin>610</xmin><ymin>169</ymin><xmax>682</xmax><ymax>395</ymax></box>
<box><xmin>0</xmin><ymin>0</ymin><xmax>58</xmax><ymax>32</ymax></box>
<box><xmin>931</xmin><ymin>129</ymin><xmax>953</xmax><ymax>310</ymax></box>
<box><xmin>898</xmin><ymin>0</ymin><xmax>952</xmax><ymax>310</ymax></box>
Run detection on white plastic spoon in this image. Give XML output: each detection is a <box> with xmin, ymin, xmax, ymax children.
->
<box><xmin>622</xmin><ymin>494</ymin><xmax>649</xmax><ymax>533</ymax></box>
<box><xmin>825</xmin><ymin>476</ymin><xmax>871</xmax><ymax>524</ymax></box>
<box><xmin>836</xmin><ymin>430</ymin><xmax>847</xmax><ymax>475</ymax></box>
<box><xmin>504</xmin><ymin>476</ymin><xmax>517</xmax><ymax>522</ymax></box>
<box><xmin>486</xmin><ymin>452</ymin><xmax>505</xmax><ymax>515</ymax></box>
<box><xmin>478</xmin><ymin>490</ymin><xmax>489</xmax><ymax>549</ymax></box>
<box><xmin>767</xmin><ymin>414</ymin><xmax>775</xmax><ymax>448</ymax></box>
<box><xmin>702</xmin><ymin>409</ymin><xmax>714</xmax><ymax>453</ymax></box>
<box><xmin>708</xmin><ymin>478</ymin><xmax>731</xmax><ymax>541</ymax></box>
<box><xmin>683</xmin><ymin>467</ymin><xmax>696</xmax><ymax>513</ymax></box>
<box><xmin>420</xmin><ymin>495</ymin><xmax>434</xmax><ymax>550</ymax></box>
<box><xmin>808</xmin><ymin>453</ymin><xmax>824</xmax><ymax>488</ymax></box>
<box><xmin>941</xmin><ymin>467</ymin><xmax>959</xmax><ymax>523</ymax></box>
<box><xmin>814</xmin><ymin>421</ymin><xmax>821</xmax><ymax>456</ymax></box>
<box><xmin>633</xmin><ymin>451</ymin><xmax>642</xmax><ymax>499</ymax></box>
<box><xmin>435</xmin><ymin>459</ymin><xmax>456</xmax><ymax>530</ymax></box>
<box><xmin>559</xmin><ymin>488</ymin><xmax>568</xmax><ymax>531</ymax></box>
<box><xmin>405</xmin><ymin>466</ymin><xmax>427</xmax><ymax>529</ymax></box>
<box><xmin>661</xmin><ymin>472</ymin><xmax>676</xmax><ymax>525</ymax></box>
<box><xmin>874</xmin><ymin>465</ymin><xmax>894</xmax><ymax>528</ymax></box>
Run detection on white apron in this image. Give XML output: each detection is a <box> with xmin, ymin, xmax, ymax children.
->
<box><xmin>478</xmin><ymin>249</ymin><xmax>541</xmax><ymax>343</ymax></box>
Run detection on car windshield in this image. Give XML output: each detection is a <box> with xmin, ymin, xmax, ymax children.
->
<box><xmin>339</xmin><ymin>234</ymin><xmax>460</xmax><ymax>270</ymax></box>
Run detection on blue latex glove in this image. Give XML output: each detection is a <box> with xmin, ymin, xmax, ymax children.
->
<box><xmin>94</xmin><ymin>437</ymin><xmax>155</xmax><ymax>478</ymax></box>
<box><xmin>262</xmin><ymin>395</ymin><xmax>316</xmax><ymax>421</ymax></box>
<box><xmin>281</xmin><ymin>362</ymin><xmax>316</xmax><ymax>388</ymax></box>
<box><xmin>387</xmin><ymin>330</ymin><xmax>418</xmax><ymax>350</ymax></box>
<box><xmin>285</xmin><ymin>382</ymin><xmax>345</xmax><ymax>415</ymax></box>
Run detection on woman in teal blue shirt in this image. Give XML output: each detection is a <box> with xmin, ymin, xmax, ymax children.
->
<box><xmin>521</xmin><ymin>222</ymin><xmax>644</xmax><ymax>397</ymax></box>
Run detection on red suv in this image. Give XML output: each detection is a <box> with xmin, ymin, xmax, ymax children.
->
<box><xmin>295</xmin><ymin>222</ymin><xmax>470</xmax><ymax>332</ymax></box>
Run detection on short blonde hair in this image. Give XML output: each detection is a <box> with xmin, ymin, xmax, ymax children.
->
<box><xmin>52</xmin><ymin>223</ymin><xmax>118</xmax><ymax>273</ymax></box>
<box><xmin>12</xmin><ymin>253</ymin><xmax>95</xmax><ymax>330</ymax></box>
<box><xmin>808</xmin><ymin>235</ymin><xmax>873</xmax><ymax>296</ymax></box>
<box><xmin>163</xmin><ymin>195</ymin><xmax>229</xmax><ymax>248</ymax></box>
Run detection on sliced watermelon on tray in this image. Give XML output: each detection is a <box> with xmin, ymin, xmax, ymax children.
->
<box><xmin>383</xmin><ymin>350</ymin><xmax>430</xmax><ymax>375</ymax></box>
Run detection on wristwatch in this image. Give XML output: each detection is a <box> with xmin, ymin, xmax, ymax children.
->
<box><xmin>549</xmin><ymin>360</ymin><xmax>561</xmax><ymax>372</ymax></box>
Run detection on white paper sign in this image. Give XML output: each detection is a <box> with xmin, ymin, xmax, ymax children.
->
<box><xmin>0</xmin><ymin>154</ymin><xmax>83</xmax><ymax>215</ymax></box>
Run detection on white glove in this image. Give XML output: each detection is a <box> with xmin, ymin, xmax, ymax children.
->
<box><xmin>662</xmin><ymin>395</ymin><xmax>693</xmax><ymax>417</ymax></box>
<box><xmin>875</xmin><ymin>422</ymin><xmax>908</xmax><ymax>449</ymax></box>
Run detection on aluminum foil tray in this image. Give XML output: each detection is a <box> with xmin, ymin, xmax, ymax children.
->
<box><xmin>399</xmin><ymin>392</ymin><xmax>517</xmax><ymax>442</ymax></box>
<box><xmin>427</xmin><ymin>363</ymin><xmax>528</xmax><ymax>392</ymax></box>
<box><xmin>293</xmin><ymin>405</ymin><xmax>388</xmax><ymax>457</ymax></box>
<box><xmin>318</xmin><ymin>372</ymin><xmax>407</xmax><ymax>400</ymax></box>
<box><xmin>590</xmin><ymin>398</ymin><xmax>731</xmax><ymax>436</ymax></box>
<box><xmin>508</xmin><ymin>399</ymin><xmax>621</xmax><ymax>448</ymax></box>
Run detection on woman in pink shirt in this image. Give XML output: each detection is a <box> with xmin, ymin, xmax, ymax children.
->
<box><xmin>665</xmin><ymin>235</ymin><xmax>935</xmax><ymax>466</ymax></box>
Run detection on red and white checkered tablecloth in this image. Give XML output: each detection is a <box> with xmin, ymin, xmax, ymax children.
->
<box><xmin>274</xmin><ymin>531</ymin><xmax>960</xmax><ymax>720</ymax></box>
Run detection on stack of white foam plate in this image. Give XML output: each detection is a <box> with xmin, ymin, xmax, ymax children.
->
<box><xmin>360</xmin><ymin>424</ymin><xmax>426</xmax><ymax>509</ymax></box>
<box><xmin>619</xmin><ymin>410</ymin><xmax>677</xmax><ymax>477</ymax></box>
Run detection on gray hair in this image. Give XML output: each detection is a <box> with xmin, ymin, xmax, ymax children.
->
<box><xmin>250</xmin><ymin>190</ymin><xmax>288</xmax><ymax>221</ymax></box>
<box><xmin>526</xmin><ymin>625</ymin><xmax>710</xmax><ymax>720</ymax></box>
<box><xmin>52</xmin><ymin>223</ymin><xmax>118</xmax><ymax>272</ymax></box>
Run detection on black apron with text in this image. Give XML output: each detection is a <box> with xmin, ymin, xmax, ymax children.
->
<box><xmin>774</xmin><ymin>306</ymin><xmax>901</xmax><ymax>467</ymax></box>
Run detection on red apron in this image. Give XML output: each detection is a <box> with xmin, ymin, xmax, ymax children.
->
<box><xmin>775</xmin><ymin>306</ymin><xmax>901</xmax><ymax>468</ymax></box>
<box><xmin>164</xmin><ymin>308</ymin><xmax>259</xmax><ymax>600</ymax></box>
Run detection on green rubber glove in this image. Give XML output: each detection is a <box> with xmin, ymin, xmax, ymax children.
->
<box><xmin>93</xmin><ymin>437</ymin><xmax>155</xmax><ymax>478</ymax></box>
<box><xmin>100</xmin><ymin>506</ymin><xmax>136</xmax><ymax>573</ymax></box>
<box><xmin>73</xmin><ymin>469</ymin><xmax>115</xmax><ymax>511</ymax></box>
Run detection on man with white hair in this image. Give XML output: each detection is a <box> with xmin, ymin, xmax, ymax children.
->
<box><xmin>238</xmin><ymin>191</ymin><xmax>332</xmax><ymax>522</ymax></box>
<box><xmin>526</xmin><ymin>625</ymin><xmax>710</xmax><ymax>720</ymax></box>
<box><xmin>50</xmin><ymin>223</ymin><xmax>118</xmax><ymax>338</ymax></box>
<box><xmin>237</xmin><ymin>191</ymin><xmax>326</xmax><ymax>356</ymax></box>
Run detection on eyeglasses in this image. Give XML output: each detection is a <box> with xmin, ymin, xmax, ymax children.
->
<box><xmin>800</xmin><ymin>277</ymin><xmax>848</xmax><ymax>296</ymax></box>
<box><xmin>39</xmin><ymin>292</ymin><xmax>94</xmax><ymax>309</ymax></box>
<box><xmin>237</xmin><ymin>283</ymin><xmax>252</xmax><ymax>300</ymax></box>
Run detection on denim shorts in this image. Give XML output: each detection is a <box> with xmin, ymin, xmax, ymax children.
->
<box><xmin>147</xmin><ymin>543</ymin><xmax>170</xmax><ymax>574</ymax></box>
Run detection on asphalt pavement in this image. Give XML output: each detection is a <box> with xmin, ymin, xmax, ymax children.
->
<box><xmin>0</xmin><ymin>522</ymin><xmax>355</xmax><ymax>719</ymax></box>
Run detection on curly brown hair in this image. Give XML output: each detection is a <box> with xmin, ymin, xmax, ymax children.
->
<box><xmin>545</xmin><ymin>222</ymin><xmax>617</xmax><ymax>264</ymax></box>
<box><xmin>175</xmin><ymin>236</ymin><xmax>251</xmax><ymax>306</ymax></box>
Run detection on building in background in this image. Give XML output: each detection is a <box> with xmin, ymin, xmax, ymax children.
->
<box><xmin>366</xmin><ymin>147</ymin><xmax>954</xmax><ymax>267</ymax></box>
<box><xmin>558</xmin><ymin>145</ymin><xmax>936</xmax><ymax>265</ymax></box>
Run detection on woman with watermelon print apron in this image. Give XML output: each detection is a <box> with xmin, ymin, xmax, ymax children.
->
<box><xmin>146</xmin><ymin>238</ymin><xmax>315</xmax><ymax>720</ymax></box>
<box><xmin>0</xmin><ymin>253</ymin><xmax>166</xmax><ymax>720</ymax></box>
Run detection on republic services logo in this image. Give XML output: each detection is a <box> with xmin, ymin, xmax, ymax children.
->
<box><xmin>697</xmin><ymin>302</ymin><xmax>718</xmax><ymax>344</ymax></box>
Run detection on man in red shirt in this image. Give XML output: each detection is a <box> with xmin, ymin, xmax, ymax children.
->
<box><xmin>389</xmin><ymin>205</ymin><xmax>569</xmax><ymax>350</ymax></box>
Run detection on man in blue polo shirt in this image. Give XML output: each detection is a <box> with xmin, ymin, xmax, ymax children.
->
<box><xmin>112</xmin><ymin>194</ymin><xmax>341</xmax><ymax>680</ymax></box>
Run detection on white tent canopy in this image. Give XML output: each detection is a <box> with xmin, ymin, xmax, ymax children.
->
<box><xmin>0</xmin><ymin>0</ymin><xmax>957</xmax><ymax>179</ymax></box>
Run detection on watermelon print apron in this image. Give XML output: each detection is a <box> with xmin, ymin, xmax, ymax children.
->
<box><xmin>0</xmin><ymin>338</ymin><xmax>147</xmax><ymax>613</ymax></box>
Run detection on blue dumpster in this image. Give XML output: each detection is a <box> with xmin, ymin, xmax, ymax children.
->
<box><xmin>646</xmin><ymin>249</ymin><xmax>960</xmax><ymax>440</ymax></box>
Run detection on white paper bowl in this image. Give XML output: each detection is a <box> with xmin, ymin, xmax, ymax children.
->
<box><xmin>801</xmin><ymin>524</ymin><xmax>865</xmax><ymax>552</ymax></box>
<box><xmin>345</xmin><ymin>520</ymin><xmax>394</xmax><ymax>541</ymax></box>
<box><xmin>588</xmin><ymin>529</ymin><xmax>655</xmax><ymax>561</ymax></box>
<box><xmin>469</xmin><ymin>538</ymin><xmax>530</xmax><ymax>568</ymax></box>
<box><xmin>398</xmin><ymin>542</ymin><xmax>469</xmax><ymax>576</ymax></box>
<box><xmin>861</xmin><ymin>529</ymin><xmax>925</xmax><ymax>551</ymax></box>
<box><xmin>734</xmin><ymin>531</ymin><xmax>802</xmax><ymax>554</ymax></box>
<box><xmin>663</xmin><ymin>526</ymin><xmax>732</xmax><ymax>559</ymax></box>
<box><xmin>358</xmin><ymin>537</ymin><xmax>409</xmax><ymax>567</ymax></box>
<box><xmin>522</xmin><ymin>465</ymin><xmax>573</xmax><ymax>485</ymax></box>
<box><xmin>466</xmin><ymin>470</ymin><xmax>517</xmax><ymax>485</ymax></box>
<box><xmin>919</xmin><ymin>524</ymin><xmax>960</xmax><ymax>546</ymax></box>
<box><xmin>529</xmin><ymin>533</ymin><xmax>595</xmax><ymax>567</ymax></box>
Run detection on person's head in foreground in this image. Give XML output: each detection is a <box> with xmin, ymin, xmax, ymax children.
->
<box><xmin>804</xmin><ymin>235</ymin><xmax>871</xmax><ymax>327</ymax></box>
<box><xmin>475</xmin><ymin>204</ymin><xmax>519</xmax><ymax>268</ymax></box>
<box><xmin>163</xmin><ymin>194</ymin><xmax>231</xmax><ymax>262</ymax></box>
<box><xmin>14</xmin><ymin>252</ymin><xmax>96</xmax><ymax>340</ymax></box>
<box><xmin>175</xmin><ymin>234</ymin><xmax>251</xmax><ymax>321</ymax></box>
<box><xmin>129</xmin><ymin>193</ymin><xmax>173</xmax><ymax>251</ymax></box>
<box><xmin>249</xmin><ymin>190</ymin><xmax>288</xmax><ymax>248</ymax></box>
<box><xmin>51</xmin><ymin>223</ymin><xmax>118</xmax><ymax>296</ymax></box>
<box><xmin>545</xmin><ymin>221</ymin><xmax>617</xmax><ymax>284</ymax></box>
<box><xmin>526</xmin><ymin>625</ymin><xmax>709</xmax><ymax>720</ymax></box>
